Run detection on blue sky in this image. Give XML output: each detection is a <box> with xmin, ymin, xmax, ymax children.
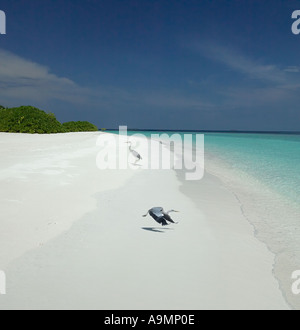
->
<box><xmin>0</xmin><ymin>0</ymin><xmax>300</xmax><ymax>130</ymax></box>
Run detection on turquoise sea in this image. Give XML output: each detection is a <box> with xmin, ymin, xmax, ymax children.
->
<box><xmin>204</xmin><ymin>133</ymin><xmax>300</xmax><ymax>206</ymax></box>
<box><xmin>110</xmin><ymin>130</ymin><xmax>300</xmax><ymax>308</ymax></box>
<box><xmin>197</xmin><ymin>132</ymin><xmax>300</xmax><ymax>310</ymax></box>
<box><xmin>120</xmin><ymin>130</ymin><xmax>300</xmax><ymax>206</ymax></box>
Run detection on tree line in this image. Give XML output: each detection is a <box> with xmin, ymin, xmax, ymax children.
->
<box><xmin>0</xmin><ymin>105</ymin><xmax>98</xmax><ymax>134</ymax></box>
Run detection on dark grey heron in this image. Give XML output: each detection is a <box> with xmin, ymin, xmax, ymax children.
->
<box><xmin>126</xmin><ymin>141</ymin><xmax>142</xmax><ymax>163</ymax></box>
<box><xmin>142</xmin><ymin>207</ymin><xmax>179</xmax><ymax>226</ymax></box>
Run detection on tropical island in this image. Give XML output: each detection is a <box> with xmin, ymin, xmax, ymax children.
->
<box><xmin>0</xmin><ymin>105</ymin><xmax>98</xmax><ymax>134</ymax></box>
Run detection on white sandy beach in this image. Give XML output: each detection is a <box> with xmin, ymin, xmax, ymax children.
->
<box><xmin>0</xmin><ymin>132</ymin><xmax>290</xmax><ymax>310</ymax></box>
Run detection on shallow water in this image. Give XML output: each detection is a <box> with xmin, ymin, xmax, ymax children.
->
<box><xmin>201</xmin><ymin>133</ymin><xmax>300</xmax><ymax>309</ymax></box>
<box><xmin>124</xmin><ymin>130</ymin><xmax>300</xmax><ymax>309</ymax></box>
<box><xmin>109</xmin><ymin>130</ymin><xmax>300</xmax><ymax>309</ymax></box>
<box><xmin>204</xmin><ymin>133</ymin><xmax>300</xmax><ymax>207</ymax></box>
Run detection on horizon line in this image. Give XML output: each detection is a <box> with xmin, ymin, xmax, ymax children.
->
<box><xmin>102</xmin><ymin>129</ymin><xmax>300</xmax><ymax>135</ymax></box>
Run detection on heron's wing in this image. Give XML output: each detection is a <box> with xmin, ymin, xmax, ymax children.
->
<box><xmin>160</xmin><ymin>218</ymin><xmax>169</xmax><ymax>226</ymax></box>
<box><xmin>151</xmin><ymin>207</ymin><xmax>164</xmax><ymax>218</ymax></box>
<box><xmin>149</xmin><ymin>210</ymin><xmax>161</xmax><ymax>221</ymax></box>
<box><xmin>133</xmin><ymin>151</ymin><xmax>142</xmax><ymax>160</ymax></box>
<box><xmin>163</xmin><ymin>213</ymin><xmax>175</xmax><ymax>223</ymax></box>
<box><xmin>151</xmin><ymin>207</ymin><xmax>163</xmax><ymax>213</ymax></box>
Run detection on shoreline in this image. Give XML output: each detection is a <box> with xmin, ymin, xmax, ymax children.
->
<box><xmin>0</xmin><ymin>132</ymin><xmax>291</xmax><ymax>309</ymax></box>
<box><xmin>198</xmin><ymin>149</ymin><xmax>300</xmax><ymax>310</ymax></box>
<box><xmin>107</xmin><ymin>129</ymin><xmax>300</xmax><ymax>135</ymax></box>
<box><xmin>175</xmin><ymin>168</ymin><xmax>290</xmax><ymax>310</ymax></box>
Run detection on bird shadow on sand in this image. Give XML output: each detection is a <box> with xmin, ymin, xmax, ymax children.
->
<box><xmin>130</xmin><ymin>162</ymin><xmax>143</xmax><ymax>167</ymax></box>
<box><xmin>141</xmin><ymin>227</ymin><xmax>174</xmax><ymax>233</ymax></box>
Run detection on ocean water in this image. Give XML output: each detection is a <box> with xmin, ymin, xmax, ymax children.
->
<box><xmin>120</xmin><ymin>130</ymin><xmax>300</xmax><ymax>204</ymax></box>
<box><xmin>204</xmin><ymin>133</ymin><xmax>300</xmax><ymax>207</ymax></box>
<box><xmin>116</xmin><ymin>130</ymin><xmax>300</xmax><ymax>308</ymax></box>
<box><xmin>202</xmin><ymin>133</ymin><xmax>300</xmax><ymax>309</ymax></box>
<box><xmin>115</xmin><ymin>130</ymin><xmax>300</xmax><ymax>205</ymax></box>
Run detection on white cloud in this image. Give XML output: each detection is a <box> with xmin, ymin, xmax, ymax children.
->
<box><xmin>0</xmin><ymin>49</ymin><xmax>216</xmax><ymax>114</ymax></box>
<box><xmin>0</xmin><ymin>49</ymin><xmax>88</xmax><ymax>105</ymax></box>
<box><xmin>4</xmin><ymin>45</ymin><xmax>298</xmax><ymax>118</ymax></box>
<box><xmin>182</xmin><ymin>41</ymin><xmax>300</xmax><ymax>109</ymax></box>
<box><xmin>221</xmin><ymin>86</ymin><xmax>291</xmax><ymax>108</ymax></box>
<box><xmin>191</xmin><ymin>42</ymin><xmax>290</xmax><ymax>84</ymax></box>
<box><xmin>284</xmin><ymin>66</ymin><xmax>300</xmax><ymax>73</ymax></box>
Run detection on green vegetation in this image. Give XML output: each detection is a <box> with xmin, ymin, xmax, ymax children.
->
<box><xmin>0</xmin><ymin>106</ymin><xmax>64</xmax><ymax>134</ymax></box>
<box><xmin>0</xmin><ymin>106</ymin><xmax>98</xmax><ymax>134</ymax></box>
<box><xmin>62</xmin><ymin>121</ymin><xmax>99</xmax><ymax>132</ymax></box>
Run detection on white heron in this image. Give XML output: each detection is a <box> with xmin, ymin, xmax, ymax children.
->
<box><xmin>142</xmin><ymin>207</ymin><xmax>179</xmax><ymax>226</ymax></box>
<box><xmin>126</xmin><ymin>141</ymin><xmax>142</xmax><ymax>163</ymax></box>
